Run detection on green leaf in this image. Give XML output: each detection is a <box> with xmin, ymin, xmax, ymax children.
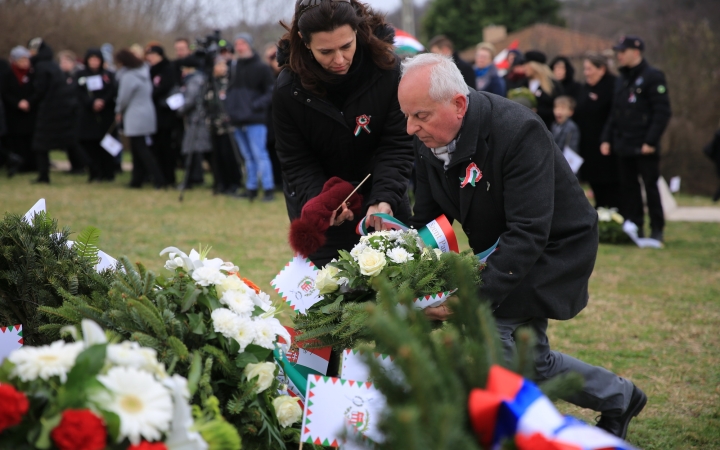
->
<box><xmin>99</xmin><ymin>410</ymin><xmax>121</xmax><ymax>443</ymax></box>
<box><xmin>34</xmin><ymin>413</ymin><xmax>62</xmax><ymax>449</ymax></box>
<box><xmin>64</xmin><ymin>344</ymin><xmax>107</xmax><ymax>394</ymax></box>
<box><xmin>245</xmin><ymin>344</ymin><xmax>272</xmax><ymax>362</ymax></box>
<box><xmin>320</xmin><ymin>294</ymin><xmax>345</xmax><ymax>314</ymax></box>
<box><xmin>187</xmin><ymin>313</ymin><xmax>207</xmax><ymax>335</ymax></box>
<box><xmin>234</xmin><ymin>352</ymin><xmax>259</xmax><ymax>369</ymax></box>
<box><xmin>181</xmin><ymin>288</ymin><xmax>202</xmax><ymax>312</ymax></box>
<box><xmin>187</xmin><ymin>352</ymin><xmax>202</xmax><ymax>396</ymax></box>
<box><xmin>73</xmin><ymin>226</ymin><xmax>101</xmax><ymax>265</ymax></box>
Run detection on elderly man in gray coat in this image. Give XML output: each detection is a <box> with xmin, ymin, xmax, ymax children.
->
<box><xmin>400</xmin><ymin>53</ymin><xmax>646</xmax><ymax>439</ymax></box>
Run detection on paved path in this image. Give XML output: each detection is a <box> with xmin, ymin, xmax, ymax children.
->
<box><xmin>659</xmin><ymin>178</ymin><xmax>720</xmax><ymax>222</ymax></box>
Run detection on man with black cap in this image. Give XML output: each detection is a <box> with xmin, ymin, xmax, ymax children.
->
<box><xmin>601</xmin><ymin>36</ymin><xmax>671</xmax><ymax>242</ymax></box>
<box><xmin>225</xmin><ymin>32</ymin><xmax>276</xmax><ymax>202</ymax></box>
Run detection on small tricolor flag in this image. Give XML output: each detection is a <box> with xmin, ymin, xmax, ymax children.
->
<box><xmin>355</xmin><ymin>213</ymin><xmax>459</xmax><ymax>254</ymax></box>
<box><xmin>468</xmin><ymin>365</ymin><xmax>638</xmax><ymax>450</ymax></box>
<box><xmin>393</xmin><ymin>29</ymin><xmax>425</xmax><ymax>54</ymax></box>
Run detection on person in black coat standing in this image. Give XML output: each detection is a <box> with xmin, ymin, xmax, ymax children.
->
<box><xmin>601</xmin><ymin>36</ymin><xmax>671</xmax><ymax>242</ymax></box>
<box><xmin>27</xmin><ymin>38</ymin><xmax>78</xmax><ymax>183</ymax></box>
<box><xmin>274</xmin><ymin>0</ymin><xmax>414</xmax><ymax>267</ymax></box>
<box><xmin>550</xmin><ymin>55</ymin><xmax>582</xmax><ymax>101</ymax></box>
<box><xmin>1</xmin><ymin>46</ymin><xmax>37</xmax><ymax>174</ymax></box>
<box><xmin>75</xmin><ymin>49</ymin><xmax>116</xmax><ymax>182</ymax></box>
<box><xmin>401</xmin><ymin>53</ymin><xmax>646</xmax><ymax>440</ymax></box>
<box><xmin>523</xmin><ymin>50</ymin><xmax>563</xmax><ymax>129</ymax></box>
<box><xmin>574</xmin><ymin>53</ymin><xmax>621</xmax><ymax>209</ymax></box>
<box><xmin>427</xmin><ymin>35</ymin><xmax>475</xmax><ymax>89</ymax></box>
<box><xmin>146</xmin><ymin>45</ymin><xmax>178</xmax><ymax>187</ymax></box>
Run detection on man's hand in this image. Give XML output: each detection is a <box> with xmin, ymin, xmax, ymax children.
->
<box><xmin>641</xmin><ymin>144</ymin><xmax>656</xmax><ymax>155</ymax></box>
<box><xmin>366</xmin><ymin>202</ymin><xmax>393</xmax><ymax>230</ymax></box>
<box><xmin>329</xmin><ymin>202</ymin><xmax>354</xmax><ymax>227</ymax></box>
<box><xmin>18</xmin><ymin>100</ymin><xmax>29</xmax><ymax>112</ymax></box>
<box><xmin>423</xmin><ymin>301</ymin><xmax>454</xmax><ymax>321</ymax></box>
<box><xmin>93</xmin><ymin>98</ymin><xmax>105</xmax><ymax>112</ymax></box>
<box><xmin>600</xmin><ymin>142</ymin><xmax>611</xmax><ymax>156</ymax></box>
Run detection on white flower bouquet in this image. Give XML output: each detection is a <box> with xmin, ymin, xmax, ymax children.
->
<box><xmin>596</xmin><ymin>208</ymin><xmax>632</xmax><ymax>244</ymax></box>
<box><xmin>296</xmin><ymin>230</ymin><xmax>482</xmax><ymax>351</ymax></box>
<box><xmin>0</xmin><ymin>319</ymin><xmax>240</xmax><ymax>450</ymax></box>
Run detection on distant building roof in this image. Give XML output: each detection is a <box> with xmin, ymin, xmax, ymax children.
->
<box><xmin>460</xmin><ymin>23</ymin><xmax>615</xmax><ymax>62</ymax></box>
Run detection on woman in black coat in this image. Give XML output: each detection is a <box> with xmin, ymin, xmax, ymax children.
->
<box><xmin>146</xmin><ymin>45</ymin><xmax>178</xmax><ymax>187</ymax></box>
<box><xmin>1</xmin><ymin>46</ymin><xmax>37</xmax><ymax>173</ymax></box>
<box><xmin>28</xmin><ymin>38</ymin><xmax>78</xmax><ymax>183</ymax></box>
<box><xmin>274</xmin><ymin>0</ymin><xmax>414</xmax><ymax>267</ymax></box>
<box><xmin>523</xmin><ymin>51</ymin><xmax>563</xmax><ymax>129</ymax></box>
<box><xmin>573</xmin><ymin>53</ymin><xmax>621</xmax><ymax>209</ymax></box>
<box><xmin>75</xmin><ymin>48</ymin><xmax>116</xmax><ymax>182</ymax></box>
<box><xmin>550</xmin><ymin>55</ymin><xmax>582</xmax><ymax>101</ymax></box>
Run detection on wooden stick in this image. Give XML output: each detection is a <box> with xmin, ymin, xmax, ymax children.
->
<box><xmin>335</xmin><ymin>173</ymin><xmax>372</xmax><ymax>212</ymax></box>
<box><xmin>299</xmin><ymin>441</ymin><xmax>304</xmax><ymax>450</ymax></box>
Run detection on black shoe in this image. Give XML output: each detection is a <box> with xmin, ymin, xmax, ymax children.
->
<box><xmin>32</xmin><ymin>178</ymin><xmax>50</xmax><ymax>184</ymax></box>
<box><xmin>261</xmin><ymin>191</ymin><xmax>275</xmax><ymax>202</ymax></box>
<box><xmin>713</xmin><ymin>187</ymin><xmax>720</xmax><ymax>202</ymax></box>
<box><xmin>650</xmin><ymin>230</ymin><xmax>664</xmax><ymax>243</ymax></box>
<box><xmin>239</xmin><ymin>189</ymin><xmax>258</xmax><ymax>201</ymax></box>
<box><xmin>596</xmin><ymin>384</ymin><xmax>647</xmax><ymax>439</ymax></box>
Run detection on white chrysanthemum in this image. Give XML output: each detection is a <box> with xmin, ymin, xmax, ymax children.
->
<box><xmin>252</xmin><ymin>318</ymin><xmax>277</xmax><ymax>349</ymax></box>
<box><xmin>350</xmin><ymin>242</ymin><xmax>368</xmax><ymax>260</ymax></box>
<box><xmin>233</xmin><ymin>316</ymin><xmax>256</xmax><ymax>352</ymax></box>
<box><xmin>97</xmin><ymin>366</ymin><xmax>173</xmax><ymax>445</ymax></box>
<box><xmin>107</xmin><ymin>341</ymin><xmax>165</xmax><ymax>377</ymax></box>
<box><xmin>216</xmin><ymin>275</ymin><xmax>250</xmax><ymax>298</ymax></box>
<box><xmin>386</xmin><ymin>247</ymin><xmax>414</xmax><ymax>264</ymax></box>
<box><xmin>211</xmin><ymin>308</ymin><xmax>241</xmax><ymax>338</ymax></box>
<box><xmin>386</xmin><ymin>230</ymin><xmax>404</xmax><ymax>241</ymax></box>
<box><xmin>220</xmin><ymin>289</ymin><xmax>255</xmax><ymax>316</ymax></box>
<box><xmin>191</xmin><ymin>266</ymin><xmax>227</xmax><ymax>287</ymax></box>
<box><xmin>9</xmin><ymin>340</ymin><xmax>84</xmax><ymax>383</ymax></box>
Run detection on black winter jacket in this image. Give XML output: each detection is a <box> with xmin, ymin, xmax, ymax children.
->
<box><xmin>75</xmin><ymin>64</ymin><xmax>115</xmax><ymax>141</ymax></box>
<box><xmin>0</xmin><ymin>61</ymin><xmax>36</xmax><ymax>136</ymax></box>
<box><xmin>533</xmin><ymin>79</ymin><xmax>564</xmax><ymax>130</ymax></box>
<box><xmin>453</xmin><ymin>52</ymin><xmax>476</xmax><ymax>89</ymax></box>
<box><xmin>149</xmin><ymin>58</ymin><xmax>178</xmax><ymax>130</ymax></box>
<box><xmin>225</xmin><ymin>53</ymin><xmax>275</xmax><ymax>126</ymax></box>
<box><xmin>574</xmin><ymin>73</ymin><xmax>619</xmax><ymax>184</ymax></box>
<box><xmin>273</xmin><ymin>40</ymin><xmax>414</xmax><ymax>265</ymax></box>
<box><xmin>410</xmin><ymin>90</ymin><xmax>598</xmax><ymax>320</ymax></box>
<box><xmin>602</xmin><ymin>59</ymin><xmax>671</xmax><ymax>156</ymax></box>
<box><xmin>29</xmin><ymin>43</ymin><xmax>78</xmax><ymax>151</ymax></box>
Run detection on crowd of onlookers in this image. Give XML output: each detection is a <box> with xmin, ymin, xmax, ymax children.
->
<box><xmin>0</xmin><ymin>35</ymin><xmax>283</xmax><ymax>201</ymax></box>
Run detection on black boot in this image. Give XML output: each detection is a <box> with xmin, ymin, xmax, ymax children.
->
<box><xmin>240</xmin><ymin>189</ymin><xmax>258</xmax><ymax>201</ymax></box>
<box><xmin>713</xmin><ymin>186</ymin><xmax>720</xmax><ymax>202</ymax></box>
<box><xmin>596</xmin><ymin>384</ymin><xmax>647</xmax><ymax>439</ymax></box>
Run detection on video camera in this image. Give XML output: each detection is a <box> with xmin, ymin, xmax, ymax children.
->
<box><xmin>194</xmin><ymin>30</ymin><xmax>226</xmax><ymax>68</ymax></box>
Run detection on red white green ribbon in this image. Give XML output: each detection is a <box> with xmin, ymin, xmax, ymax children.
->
<box><xmin>356</xmin><ymin>213</ymin><xmax>460</xmax><ymax>253</ymax></box>
<box><xmin>354</xmin><ymin>115</ymin><xmax>371</xmax><ymax>136</ymax></box>
<box><xmin>460</xmin><ymin>162</ymin><xmax>483</xmax><ymax>188</ymax></box>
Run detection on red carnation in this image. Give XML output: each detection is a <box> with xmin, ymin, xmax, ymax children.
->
<box><xmin>50</xmin><ymin>409</ymin><xmax>107</xmax><ymax>450</ymax></box>
<box><xmin>129</xmin><ymin>442</ymin><xmax>168</xmax><ymax>450</ymax></box>
<box><xmin>0</xmin><ymin>383</ymin><xmax>29</xmax><ymax>433</ymax></box>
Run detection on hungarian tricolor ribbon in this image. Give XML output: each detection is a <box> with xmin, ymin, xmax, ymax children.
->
<box><xmin>354</xmin><ymin>114</ymin><xmax>371</xmax><ymax>136</ymax></box>
<box><xmin>468</xmin><ymin>365</ymin><xmax>638</xmax><ymax>450</ymax></box>
<box><xmin>356</xmin><ymin>213</ymin><xmax>460</xmax><ymax>254</ymax></box>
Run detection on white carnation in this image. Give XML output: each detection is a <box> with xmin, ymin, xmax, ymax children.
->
<box><xmin>233</xmin><ymin>316</ymin><xmax>256</xmax><ymax>352</ymax></box>
<box><xmin>216</xmin><ymin>274</ymin><xmax>250</xmax><ymax>298</ymax></box>
<box><xmin>386</xmin><ymin>247</ymin><xmax>414</xmax><ymax>264</ymax></box>
<box><xmin>211</xmin><ymin>308</ymin><xmax>241</xmax><ymax>338</ymax></box>
<box><xmin>192</xmin><ymin>266</ymin><xmax>227</xmax><ymax>286</ymax></box>
<box><xmin>252</xmin><ymin>318</ymin><xmax>277</xmax><ymax>349</ymax></box>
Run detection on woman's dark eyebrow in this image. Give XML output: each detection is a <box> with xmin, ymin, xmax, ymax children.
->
<box><xmin>317</xmin><ymin>39</ymin><xmax>354</xmax><ymax>52</ymax></box>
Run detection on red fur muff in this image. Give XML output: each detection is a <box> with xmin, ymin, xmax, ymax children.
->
<box><xmin>289</xmin><ymin>177</ymin><xmax>364</xmax><ymax>257</ymax></box>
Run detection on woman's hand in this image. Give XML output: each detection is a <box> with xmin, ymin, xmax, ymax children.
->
<box><xmin>329</xmin><ymin>202</ymin><xmax>354</xmax><ymax>227</ymax></box>
<box><xmin>366</xmin><ymin>202</ymin><xmax>393</xmax><ymax>230</ymax></box>
<box><xmin>423</xmin><ymin>300</ymin><xmax>455</xmax><ymax>321</ymax></box>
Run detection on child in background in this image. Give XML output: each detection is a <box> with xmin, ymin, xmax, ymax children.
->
<box><xmin>552</xmin><ymin>96</ymin><xmax>580</xmax><ymax>154</ymax></box>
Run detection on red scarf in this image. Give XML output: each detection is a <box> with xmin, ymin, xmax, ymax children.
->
<box><xmin>11</xmin><ymin>64</ymin><xmax>29</xmax><ymax>84</ymax></box>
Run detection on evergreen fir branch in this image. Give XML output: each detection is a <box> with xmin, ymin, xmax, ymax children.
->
<box><xmin>126</xmin><ymin>299</ymin><xmax>168</xmax><ymax>339</ymax></box>
<box><xmin>167</xmin><ymin>335</ymin><xmax>190</xmax><ymax>361</ymax></box>
<box><xmin>130</xmin><ymin>331</ymin><xmax>161</xmax><ymax>350</ymax></box>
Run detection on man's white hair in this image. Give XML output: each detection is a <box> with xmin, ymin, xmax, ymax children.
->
<box><xmin>401</xmin><ymin>53</ymin><xmax>470</xmax><ymax>102</ymax></box>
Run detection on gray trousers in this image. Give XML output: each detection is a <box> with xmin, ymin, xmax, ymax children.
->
<box><xmin>495</xmin><ymin>316</ymin><xmax>634</xmax><ymax>414</ymax></box>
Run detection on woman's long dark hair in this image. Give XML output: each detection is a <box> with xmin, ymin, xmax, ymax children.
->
<box><xmin>278</xmin><ymin>0</ymin><xmax>396</xmax><ymax>96</ymax></box>
<box><xmin>114</xmin><ymin>49</ymin><xmax>143</xmax><ymax>69</ymax></box>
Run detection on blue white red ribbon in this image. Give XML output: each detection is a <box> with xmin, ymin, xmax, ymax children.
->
<box><xmin>468</xmin><ymin>365</ymin><xmax>638</xmax><ymax>450</ymax></box>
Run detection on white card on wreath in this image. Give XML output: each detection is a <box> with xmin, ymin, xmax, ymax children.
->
<box><xmin>101</xmin><ymin>133</ymin><xmax>123</xmax><ymax>156</ymax></box>
<box><xmin>0</xmin><ymin>325</ymin><xmax>23</xmax><ymax>363</ymax></box>
<box><xmin>301</xmin><ymin>375</ymin><xmax>386</xmax><ymax>447</ymax></box>
<box><xmin>271</xmin><ymin>255</ymin><xmax>323</xmax><ymax>314</ymax></box>
<box><xmin>23</xmin><ymin>198</ymin><xmax>46</xmax><ymax>223</ymax></box>
<box><xmin>95</xmin><ymin>250</ymin><xmax>118</xmax><ymax>272</ymax></box>
<box><xmin>341</xmin><ymin>349</ymin><xmax>402</xmax><ymax>385</ymax></box>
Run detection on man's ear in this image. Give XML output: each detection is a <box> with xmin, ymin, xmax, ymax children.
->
<box><xmin>454</xmin><ymin>93</ymin><xmax>468</xmax><ymax>118</ymax></box>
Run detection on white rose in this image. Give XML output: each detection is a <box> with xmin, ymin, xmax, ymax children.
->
<box><xmin>244</xmin><ymin>362</ymin><xmax>276</xmax><ymax>393</ymax></box>
<box><xmin>611</xmin><ymin>212</ymin><xmax>624</xmax><ymax>224</ymax></box>
<box><xmin>192</xmin><ymin>266</ymin><xmax>227</xmax><ymax>287</ymax></box>
<box><xmin>386</xmin><ymin>247</ymin><xmax>414</xmax><ymax>264</ymax></box>
<box><xmin>315</xmin><ymin>266</ymin><xmax>340</xmax><ymax>295</ymax></box>
<box><xmin>356</xmin><ymin>247</ymin><xmax>387</xmax><ymax>277</ymax></box>
<box><xmin>273</xmin><ymin>395</ymin><xmax>302</xmax><ymax>428</ymax></box>
<box><xmin>597</xmin><ymin>208</ymin><xmax>612</xmax><ymax>222</ymax></box>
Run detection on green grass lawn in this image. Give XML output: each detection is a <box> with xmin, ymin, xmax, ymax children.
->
<box><xmin>2</xmin><ymin>168</ymin><xmax>719</xmax><ymax>449</ymax></box>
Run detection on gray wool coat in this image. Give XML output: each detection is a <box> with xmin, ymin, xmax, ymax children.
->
<box><xmin>410</xmin><ymin>90</ymin><xmax>598</xmax><ymax>320</ymax></box>
<box><xmin>178</xmin><ymin>71</ymin><xmax>211</xmax><ymax>154</ymax></box>
<box><xmin>115</xmin><ymin>65</ymin><xmax>157</xmax><ymax>137</ymax></box>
